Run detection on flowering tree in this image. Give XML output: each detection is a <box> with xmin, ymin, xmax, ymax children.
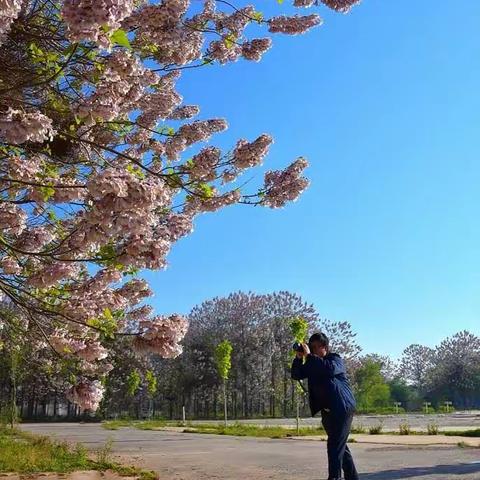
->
<box><xmin>179</xmin><ymin>291</ymin><xmax>360</xmax><ymax>418</ymax></box>
<box><xmin>0</xmin><ymin>0</ymin><xmax>360</xmax><ymax>410</ymax></box>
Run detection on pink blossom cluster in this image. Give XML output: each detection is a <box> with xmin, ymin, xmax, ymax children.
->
<box><xmin>128</xmin><ymin>305</ymin><xmax>154</xmax><ymax>321</ymax></box>
<box><xmin>51</xmin><ymin>178</ymin><xmax>86</xmax><ymax>203</ymax></box>
<box><xmin>188</xmin><ymin>147</ymin><xmax>221</xmax><ymax>181</ymax></box>
<box><xmin>209</xmin><ymin>40</ymin><xmax>242</xmax><ymax>64</ymax></box>
<box><xmin>59</xmin><ymin>273</ymin><xmax>151</xmax><ymax>329</ymax></box>
<box><xmin>293</xmin><ymin>0</ymin><xmax>316</xmax><ymax>7</ymax></box>
<box><xmin>133</xmin><ymin>314</ymin><xmax>188</xmax><ymax>357</ymax></box>
<box><xmin>169</xmin><ymin>105</ymin><xmax>200</xmax><ymax>120</ymax></box>
<box><xmin>321</xmin><ymin>0</ymin><xmax>361</xmax><ymax>13</ymax></box>
<box><xmin>7</xmin><ymin>155</ymin><xmax>41</xmax><ymax>181</ymax></box>
<box><xmin>28</xmin><ymin>261</ymin><xmax>81</xmax><ymax>289</ymax></box>
<box><xmin>66</xmin><ymin>380</ymin><xmax>105</xmax><ymax>411</ymax></box>
<box><xmin>79</xmin><ymin>359</ymin><xmax>114</xmax><ymax>376</ymax></box>
<box><xmin>15</xmin><ymin>226</ymin><xmax>54</xmax><ymax>253</ymax></box>
<box><xmin>0</xmin><ymin>203</ymin><xmax>28</xmax><ymax>235</ymax></box>
<box><xmin>214</xmin><ymin>6</ymin><xmax>255</xmax><ymax>36</ymax></box>
<box><xmin>154</xmin><ymin>213</ymin><xmax>194</xmax><ymax>243</ymax></box>
<box><xmin>126</xmin><ymin>1</ymin><xmax>203</xmax><ymax>66</ymax></box>
<box><xmin>116</xmin><ymin>279</ymin><xmax>153</xmax><ymax>305</ymax></box>
<box><xmin>268</xmin><ymin>14</ymin><xmax>322</xmax><ymax>35</ymax></box>
<box><xmin>50</xmin><ymin>332</ymin><xmax>107</xmax><ymax>362</ymax></box>
<box><xmin>185</xmin><ymin>189</ymin><xmax>241</xmax><ymax>214</ymax></box>
<box><xmin>78</xmin><ymin>52</ymin><xmax>156</xmax><ymax>124</ymax></box>
<box><xmin>0</xmin><ymin>108</ymin><xmax>54</xmax><ymax>145</ymax></box>
<box><xmin>63</xmin><ymin>168</ymin><xmax>182</xmax><ymax>270</ymax></box>
<box><xmin>232</xmin><ymin>134</ymin><xmax>273</xmax><ymax>170</ymax></box>
<box><xmin>0</xmin><ymin>0</ymin><xmax>22</xmax><ymax>45</ymax></box>
<box><xmin>129</xmin><ymin>85</ymin><xmax>183</xmax><ymax>144</ymax></box>
<box><xmin>62</xmin><ymin>0</ymin><xmax>135</xmax><ymax>45</ymax></box>
<box><xmin>165</xmin><ymin>119</ymin><xmax>228</xmax><ymax>161</ymax></box>
<box><xmin>0</xmin><ymin>256</ymin><xmax>21</xmax><ymax>275</ymax></box>
<box><xmin>241</xmin><ymin>38</ymin><xmax>273</xmax><ymax>62</ymax></box>
<box><xmin>263</xmin><ymin>157</ymin><xmax>310</xmax><ymax>208</ymax></box>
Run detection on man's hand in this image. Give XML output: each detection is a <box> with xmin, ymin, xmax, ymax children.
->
<box><xmin>296</xmin><ymin>342</ymin><xmax>311</xmax><ymax>359</ymax></box>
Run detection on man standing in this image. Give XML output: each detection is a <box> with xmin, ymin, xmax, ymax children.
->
<box><xmin>291</xmin><ymin>332</ymin><xmax>359</xmax><ymax>480</ymax></box>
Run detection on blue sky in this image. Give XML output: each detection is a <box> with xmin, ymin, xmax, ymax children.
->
<box><xmin>143</xmin><ymin>0</ymin><xmax>480</xmax><ymax>358</ymax></box>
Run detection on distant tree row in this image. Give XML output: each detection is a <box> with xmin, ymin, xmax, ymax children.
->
<box><xmin>1</xmin><ymin>291</ymin><xmax>479</xmax><ymax>420</ymax></box>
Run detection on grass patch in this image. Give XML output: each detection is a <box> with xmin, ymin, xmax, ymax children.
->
<box><xmin>179</xmin><ymin>423</ymin><xmax>326</xmax><ymax>438</ymax></box>
<box><xmin>102</xmin><ymin>420</ymin><xmax>135</xmax><ymax>430</ymax></box>
<box><xmin>0</xmin><ymin>426</ymin><xmax>157</xmax><ymax>479</ymax></box>
<box><xmin>445</xmin><ymin>429</ymin><xmax>480</xmax><ymax>438</ymax></box>
<box><xmin>103</xmin><ymin>419</ymin><xmax>175</xmax><ymax>430</ymax></box>
<box><xmin>103</xmin><ymin>420</ymin><xmax>326</xmax><ymax>438</ymax></box>
<box><xmin>0</xmin><ymin>427</ymin><xmax>91</xmax><ymax>473</ymax></box>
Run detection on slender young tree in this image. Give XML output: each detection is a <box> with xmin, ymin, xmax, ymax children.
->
<box><xmin>214</xmin><ymin>339</ymin><xmax>233</xmax><ymax>427</ymax></box>
<box><xmin>289</xmin><ymin>316</ymin><xmax>308</xmax><ymax>434</ymax></box>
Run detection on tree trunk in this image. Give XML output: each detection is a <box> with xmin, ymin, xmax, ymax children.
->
<box><xmin>271</xmin><ymin>355</ymin><xmax>276</xmax><ymax>417</ymax></box>
<box><xmin>223</xmin><ymin>380</ymin><xmax>228</xmax><ymax>427</ymax></box>
<box><xmin>296</xmin><ymin>394</ymin><xmax>300</xmax><ymax>435</ymax></box>
<box><xmin>9</xmin><ymin>352</ymin><xmax>17</xmax><ymax>429</ymax></box>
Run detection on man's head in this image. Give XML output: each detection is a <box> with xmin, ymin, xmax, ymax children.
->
<box><xmin>308</xmin><ymin>332</ymin><xmax>329</xmax><ymax>357</ymax></box>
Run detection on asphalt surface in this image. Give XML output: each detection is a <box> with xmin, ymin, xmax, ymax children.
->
<box><xmin>22</xmin><ymin>423</ymin><xmax>480</xmax><ymax>480</ymax></box>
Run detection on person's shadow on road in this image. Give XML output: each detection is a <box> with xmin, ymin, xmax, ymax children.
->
<box><xmin>360</xmin><ymin>462</ymin><xmax>480</xmax><ymax>479</ymax></box>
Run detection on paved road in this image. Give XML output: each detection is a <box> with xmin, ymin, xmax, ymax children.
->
<box><xmin>22</xmin><ymin>423</ymin><xmax>480</xmax><ymax>480</ymax></box>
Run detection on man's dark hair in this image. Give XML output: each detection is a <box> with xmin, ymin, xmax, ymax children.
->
<box><xmin>308</xmin><ymin>332</ymin><xmax>329</xmax><ymax>349</ymax></box>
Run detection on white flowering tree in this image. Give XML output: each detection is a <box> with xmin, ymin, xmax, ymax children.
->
<box><xmin>0</xmin><ymin>0</ymin><xmax>360</xmax><ymax>411</ymax></box>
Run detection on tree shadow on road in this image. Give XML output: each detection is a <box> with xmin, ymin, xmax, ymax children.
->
<box><xmin>361</xmin><ymin>462</ymin><xmax>480</xmax><ymax>479</ymax></box>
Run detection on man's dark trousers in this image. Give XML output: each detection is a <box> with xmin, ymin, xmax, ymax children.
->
<box><xmin>321</xmin><ymin>409</ymin><xmax>359</xmax><ymax>480</ymax></box>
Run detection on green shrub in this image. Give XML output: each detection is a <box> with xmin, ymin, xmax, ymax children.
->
<box><xmin>369</xmin><ymin>423</ymin><xmax>383</xmax><ymax>435</ymax></box>
<box><xmin>399</xmin><ymin>422</ymin><xmax>411</xmax><ymax>435</ymax></box>
<box><xmin>351</xmin><ymin>423</ymin><xmax>366</xmax><ymax>434</ymax></box>
<box><xmin>427</xmin><ymin>422</ymin><xmax>439</xmax><ymax>435</ymax></box>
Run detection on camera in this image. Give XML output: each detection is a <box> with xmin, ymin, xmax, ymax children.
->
<box><xmin>292</xmin><ymin>342</ymin><xmax>304</xmax><ymax>353</ymax></box>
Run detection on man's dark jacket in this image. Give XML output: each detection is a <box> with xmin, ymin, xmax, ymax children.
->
<box><xmin>291</xmin><ymin>353</ymin><xmax>356</xmax><ymax>416</ymax></box>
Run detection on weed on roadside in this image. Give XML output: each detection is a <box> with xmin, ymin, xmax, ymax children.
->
<box><xmin>399</xmin><ymin>422</ymin><xmax>411</xmax><ymax>435</ymax></box>
<box><xmin>369</xmin><ymin>422</ymin><xmax>383</xmax><ymax>435</ymax></box>
<box><xmin>427</xmin><ymin>422</ymin><xmax>439</xmax><ymax>435</ymax></box>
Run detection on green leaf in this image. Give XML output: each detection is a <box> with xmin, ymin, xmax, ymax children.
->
<box><xmin>251</xmin><ymin>11</ymin><xmax>264</xmax><ymax>23</ymax></box>
<box><xmin>126</xmin><ymin>163</ymin><xmax>145</xmax><ymax>179</ymax></box>
<box><xmin>198</xmin><ymin>183</ymin><xmax>214</xmax><ymax>199</ymax></box>
<box><xmin>47</xmin><ymin>209</ymin><xmax>57</xmax><ymax>222</ymax></box>
<box><xmin>111</xmin><ymin>29</ymin><xmax>131</xmax><ymax>49</ymax></box>
<box><xmin>224</xmin><ymin>33</ymin><xmax>237</xmax><ymax>49</ymax></box>
<box><xmin>39</xmin><ymin>186</ymin><xmax>55</xmax><ymax>202</ymax></box>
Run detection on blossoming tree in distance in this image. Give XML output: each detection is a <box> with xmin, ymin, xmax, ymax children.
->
<box><xmin>0</xmin><ymin>0</ymin><xmax>361</xmax><ymax>411</ymax></box>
